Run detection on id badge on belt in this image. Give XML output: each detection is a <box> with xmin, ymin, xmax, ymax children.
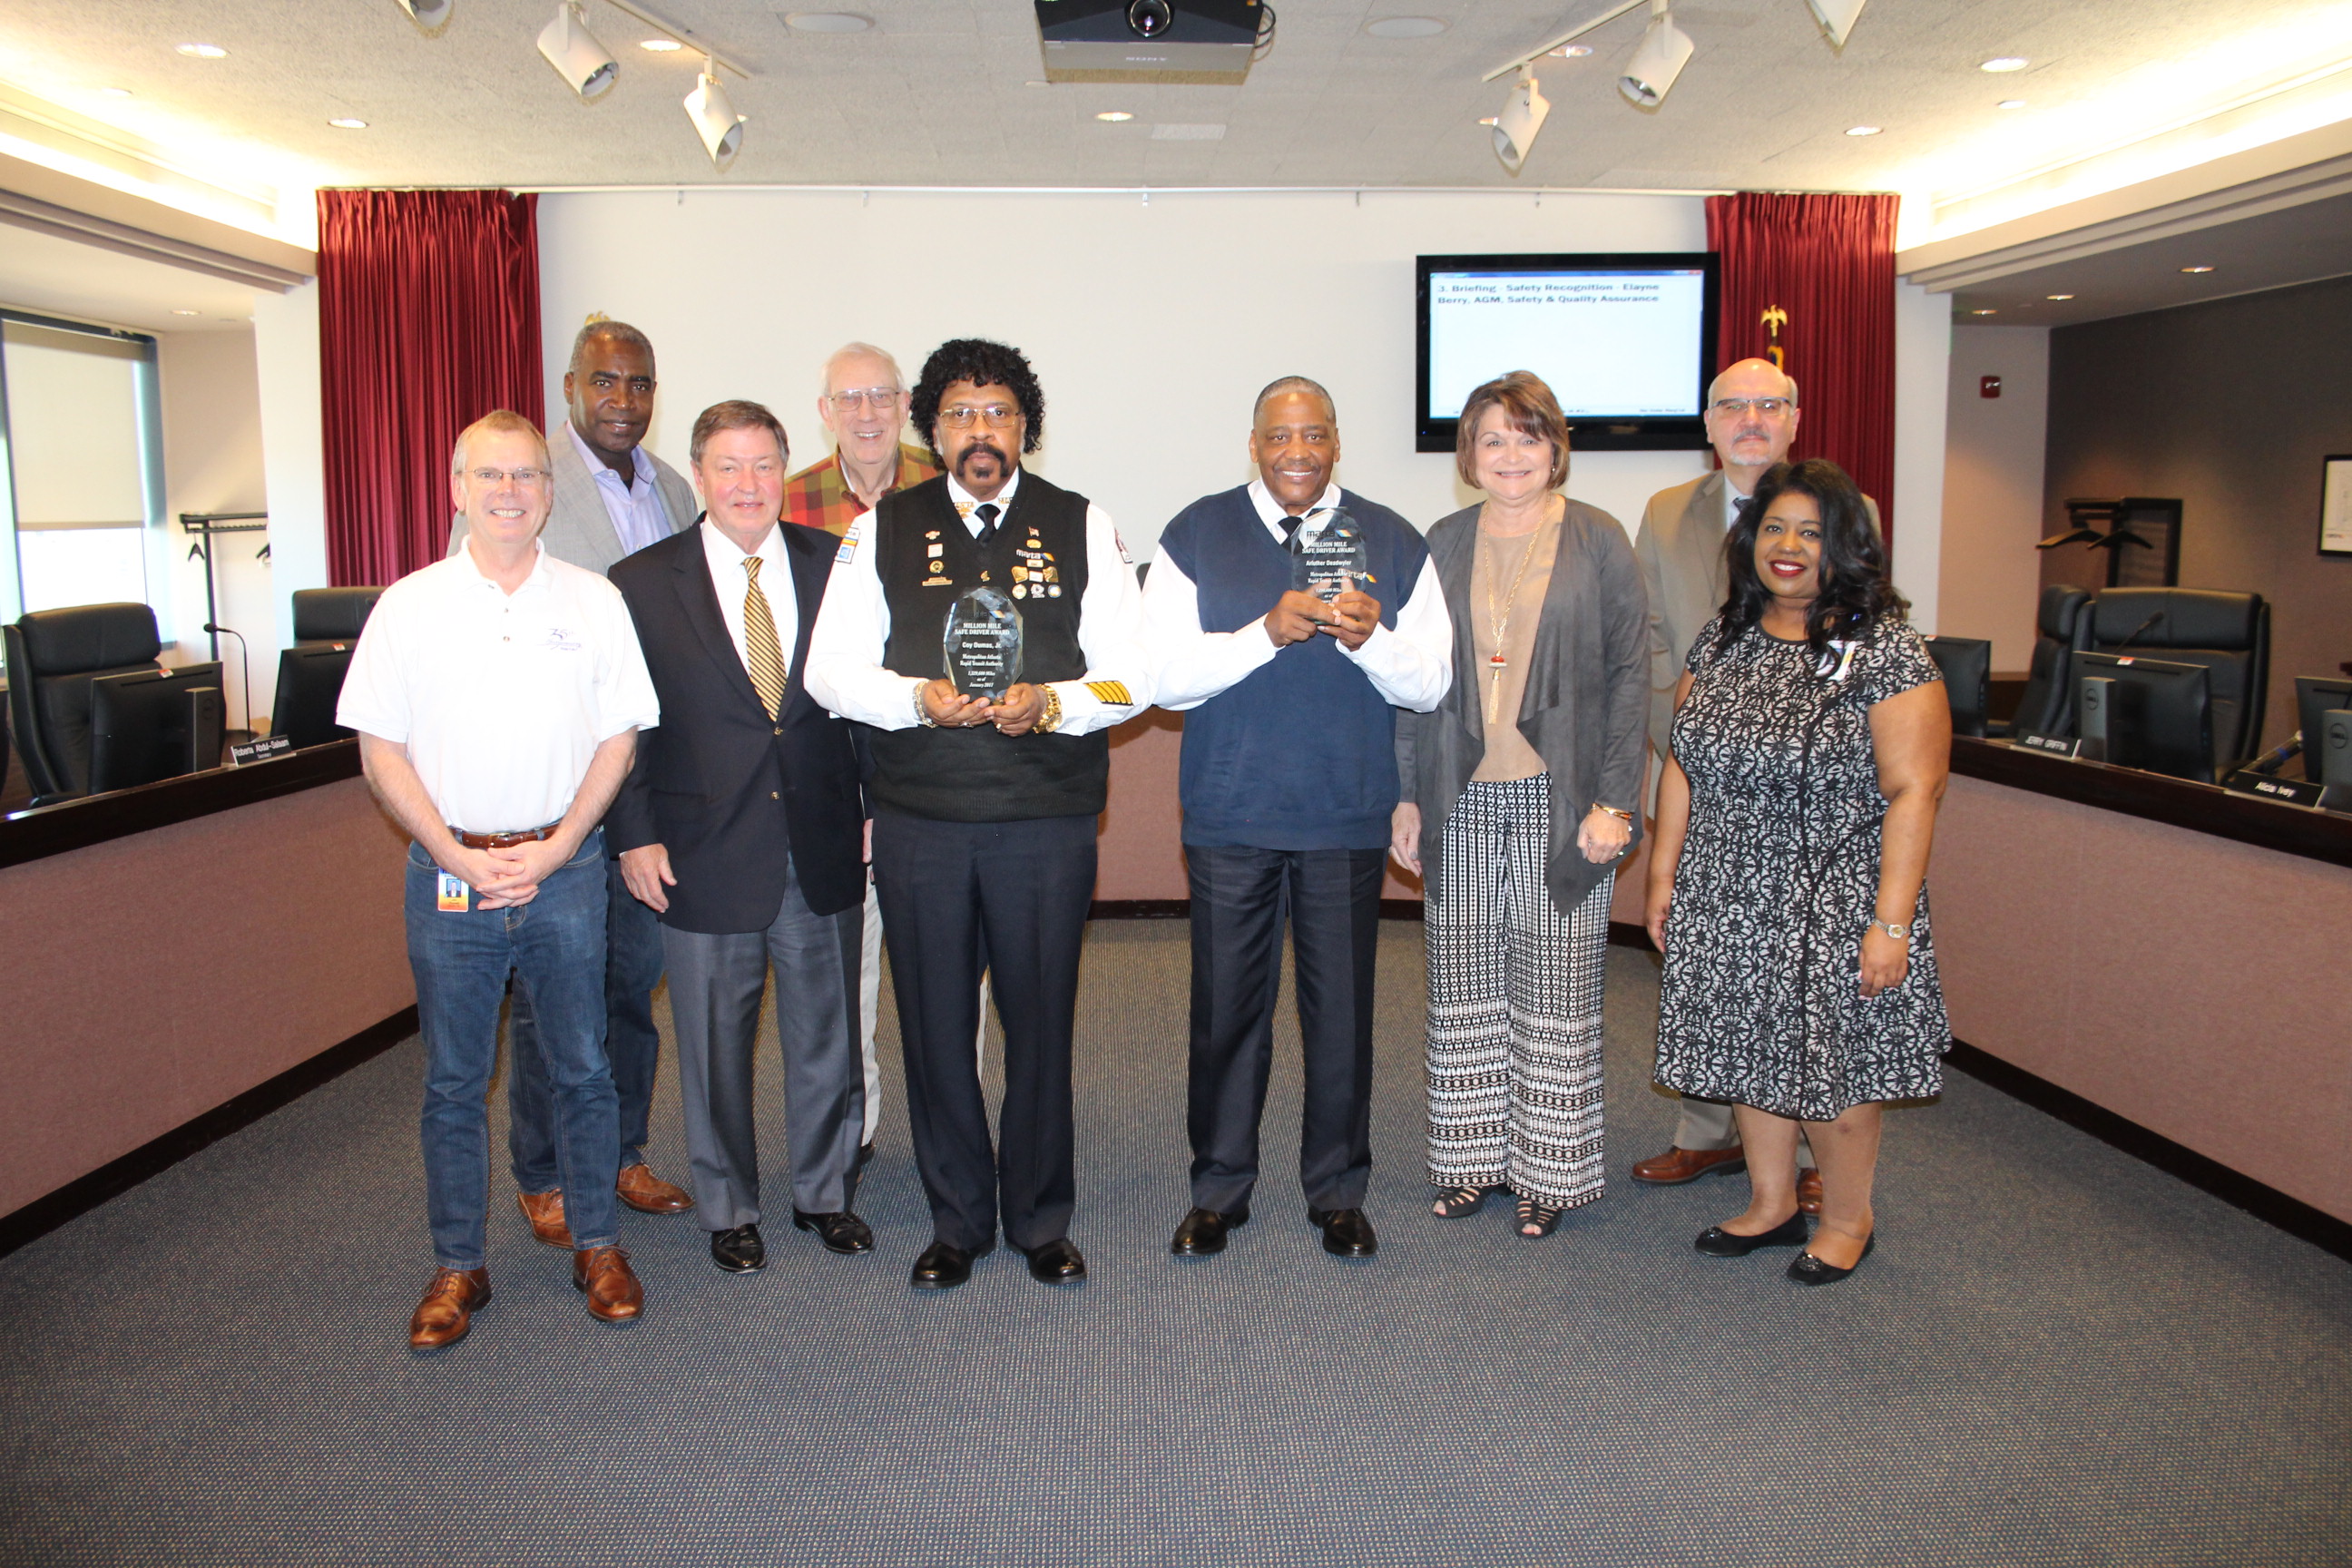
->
<box><xmin>437</xmin><ymin>871</ymin><xmax>471</xmax><ymax>913</ymax></box>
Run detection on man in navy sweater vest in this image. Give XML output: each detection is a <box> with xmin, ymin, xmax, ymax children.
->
<box><xmin>1142</xmin><ymin>377</ymin><xmax>1454</xmax><ymax>1260</ymax></box>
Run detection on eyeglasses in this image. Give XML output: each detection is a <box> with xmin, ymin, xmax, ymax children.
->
<box><xmin>1709</xmin><ymin>397</ymin><xmax>1793</xmax><ymax>417</ymax></box>
<box><xmin>827</xmin><ymin>387</ymin><xmax>902</xmax><ymax>411</ymax></box>
<box><xmin>938</xmin><ymin>404</ymin><xmax>1023</xmax><ymax>430</ymax></box>
<box><xmin>469</xmin><ymin>466</ymin><xmax>551</xmax><ymax>486</ymax></box>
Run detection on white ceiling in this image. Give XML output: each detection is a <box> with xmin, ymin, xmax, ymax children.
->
<box><xmin>0</xmin><ymin>222</ymin><xmax>259</xmax><ymax>334</ymax></box>
<box><xmin>2</xmin><ymin>0</ymin><xmax>2347</xmax><ymax>209</ymax></box>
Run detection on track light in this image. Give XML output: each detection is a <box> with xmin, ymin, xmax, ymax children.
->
<box><xmin>685</xmin><ymin>60</ymin><xmax>745</xmax><ymax>165</ymax></box>
<box><xmin>1803</xmin><ymin>0</ymin><xmax>1867</xmax><ymax>48</ymax></box>
<box><xmin>538</xmin><ymin>3</ymin><xmax>618</xmax><ymax>100</ymax></box>
<box><xmin>1491</xmin><ymin>68</ymin><xmax>1550</xmax><ymax>173</ymax></box>
<box><xmin>1619</xmin><ymin>2</ymin><xmax>1692</xmax><ymax>107</ymax></box>
<box><xmin>397</xmin><ymin>0</ymin><xmax>453</xmax><ymax>27</ymax></box>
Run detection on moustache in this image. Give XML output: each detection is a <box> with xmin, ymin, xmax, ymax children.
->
<box><xmin>955</xmin><ymin>442</ymin><xmax>1010</xmax><ymax>472</ymax></box>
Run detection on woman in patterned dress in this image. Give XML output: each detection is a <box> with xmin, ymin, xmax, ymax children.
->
<box><xmin>1644</xmin><ymin>457</ymin><xmax>1950</xmax><ymax>1285</ymax></box>
<box><xmin>1393</xmin><ymin>372</ymin><xmax>1651</xmax><ymax>1238</ymax></box>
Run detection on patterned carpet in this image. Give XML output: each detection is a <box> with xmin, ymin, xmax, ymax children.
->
<box><xmin>2</xmin><ymin>920</ymin><xmax>2346</xmax><ymax>1567</ymax></box>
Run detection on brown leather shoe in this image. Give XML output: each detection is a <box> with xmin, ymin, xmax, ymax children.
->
<box><xmin>517</xmin><ymin>1189</ymin><xmax>573</xmax><ymax>1249</ymax></box>
<box><xmin>1796</xmin><ymin>1168</ymin><xmax>1825</xmax><ymax>1216</ymax></box>
<box><xmin>615</xmin><ymin>1162</ymin><xmax>694</xmax><ymax>1215</ymax></box>
<box><xmin>407</xmin><ymin>1267</ymin><xmax>491</xmax><ymax>1350</ymax></box>
<box><xmin>1631</xmin><ymin>1145</ymin><xmax>1749</xmax><ymax>1184</ymax></box>
<box><xmin>573</xmin><ymin>1245</ymin><xmax>643</xmax><ymax>1323</ymax></box>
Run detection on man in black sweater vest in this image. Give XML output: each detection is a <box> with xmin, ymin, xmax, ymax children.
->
<box><xmin>1142</xmin><ymin>377</ymin><xmax>1455</xmax><ymax>1261</ymax></box>
<box><xmin>807</xmin><ymin>338</ymin><xmax>1152</xmax><ymax>1290</ymax></box>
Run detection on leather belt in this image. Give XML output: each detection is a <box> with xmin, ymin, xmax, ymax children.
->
<box><xmin>452</xmin><ymin>822</ymin><xmax>562</xmax><ymax>850</ymax></box>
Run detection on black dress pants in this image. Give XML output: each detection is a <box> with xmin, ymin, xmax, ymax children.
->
<box><xmin>871</xmin><ymin>809</ymin><xmax>1096</xmax><ymax>1253</ymax></box>
<box><xmin>1185</xmin><ymin>844</ymin><xmax>1385</xmax><ymax>1215</ymax></box>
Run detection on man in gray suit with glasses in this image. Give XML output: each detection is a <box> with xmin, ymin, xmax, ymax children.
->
<box><xmin>450</xmin><ymin>318</ymin><xmax>701</xmax><ymax>1250</ymax></box>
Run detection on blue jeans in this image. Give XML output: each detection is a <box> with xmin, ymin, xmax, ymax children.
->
<box><xmin>507</xmin><ymin>852</ymin><xmax>665</xmax><ymax>1190</ymax></box>
<box><xmin>407</xmin><ymin>830</ymin><xmax>620</xmax><ymax>1269</ymax></box>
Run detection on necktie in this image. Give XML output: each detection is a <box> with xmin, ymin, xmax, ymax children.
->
<box><xmin>1732</xmin><ymin>495</ymin><xmax>1755</xmax><ymax>532</ymax></box>
<box><xmin>974</xmin><ymin>501</ymin><xmax>1002</xmax><ymax>544</ymax></box>
<box><xmin>742</xmin><ymin>556</ymin><xmax>788</xmax><ymax>720</ymax></box>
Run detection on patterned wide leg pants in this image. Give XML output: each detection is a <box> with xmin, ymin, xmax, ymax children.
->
<box><xmin>1424</xmin><ymin>774</ymin><xmax>1610</xmax><ymax>1209</ymax></box>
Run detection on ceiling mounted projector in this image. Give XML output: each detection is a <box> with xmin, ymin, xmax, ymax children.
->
<box><xmin>1492</xmin><ymin>69</ymin><xmax>1550</xmax><ymax>174</ymax></box>
<box><xmin>1804</xmin><ymin>0</ymin><xmax>1867</xmax><ymax>47</ymax></box>
<box><xmin>538</xmin><ymin>4</ymin><xmax>618</xmax><ymax>100</ymax></box>
<box><xmin>1034</xmin><ymin>0</ymin><xmax>1264</xmax><ymax>85</ymax></box>
<box><xmin>397</xmin><ymin>0</ymin><xmax>453</xmax><ymax>26</ymax></box>
<box><xmin>1619</xmin><ymin>3</ymin><xmax>1693</xmax><ymax>107</ymax></box>
<box><xmin>685</xmin><ymin>64</ymin><xmax>746</xmax><ymax>165</ymax></box>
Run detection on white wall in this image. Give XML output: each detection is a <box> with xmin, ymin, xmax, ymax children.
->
<box><xmin>1890</xmin><ymin>279</ymin><xmax>1952</xmax><ymax>633</ymax></box>
<box><xmin>536</xmin><ymin>189</ymin><xmax>1718</xmax><ymax>553</ymax></box>
<box><xmin>1938</xmin><ymin>323</ymin><xmax>2049</xmax><ymax>670</ymax></box>
<box><xmin>251</xmin><ymin>280</ymin><xmax>329</xmax><ymax>661</ymax></box>
<box><xmin>157</xmin><ymin>328</ymin><xmax>271</xmax><ymax>729</ymax></box>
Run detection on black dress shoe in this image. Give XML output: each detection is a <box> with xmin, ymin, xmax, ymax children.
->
<box><xmin>1308</xmin><ymin>1207</ymin><xmax>1378</xmax><ymax>1259</ymax></box>
<box><xmin>710</xmin><ymin>1223</ymin><xmax>766</xmax><ymax>1273</ymax></box>
<box><xmin>1693</xmin><ymin>1211</ymin><xmax>1809</xmax><ymax>1257</ymax></box>
<box><xmin>793</xmin><ymin>1209</ymin><xmax>876</xmax><ymax>1256</ymax></box>
<box><xmin>1015</xmin><ymin>1237</ymin><xmax>1088</xmax><ymax>1286</ymax></box>
<box><xmin>1171</xmin><ymin>1205</ymin><xmax>1250</xmax><ymax>1257</ymax></box>
<box><xmin>1788</xmin><ymin>1232</ymin><xmax>1876</xmax><ymax>1286</ymax></box>
<box><xmin>910</xmin><ymin>1240</ymin><xmax>988</xmax><ymax>1290</ymax></box>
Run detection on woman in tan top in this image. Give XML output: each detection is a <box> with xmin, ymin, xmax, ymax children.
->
<box><xmin>1392</xmin><ymin>372</ymin><xmax>1651</xmax><ymax>1236</ymax></box>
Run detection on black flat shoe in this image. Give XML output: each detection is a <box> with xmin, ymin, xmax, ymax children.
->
<box><xmin>1015</xmin><ymin>1237</ymin><xmax>1088</xmax><ymax>1286</ymax></box>
<box><xmin>1693</xmin><ymin>1211</ymin><xmax>1809</xmax><ymax>1257</ymax></box>
<box><xmin>1171</xmin><ymin>1206</ymin><xmax>1250</xmax><ymax>1257</ymax></box>
<box><xmin>710</xmin><ymin>1223</ymin><xmax>766</xmax><ymax>1273</ymax></box>
<box><xmin>910</xmin><ymin>1240</ymin><xmax>987</xmax><ymax>1290</ymax></box>
<box><xmin>793</xmin><ymin>1209</ymin><xmax>875</xmax><ymax>1255</ymax></box>
<box><xmin>1788</xmin><ymin>1233</ymin><xmax>1876</xmax><ymax>1286</ymax></box>
<box><xmin>1308</xmin><ymin>1206</ymin><xmax>1378</xmax><ymax>1259</ymax></box>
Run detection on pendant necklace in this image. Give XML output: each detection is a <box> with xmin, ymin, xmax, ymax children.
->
<box><xmin>1482</xmin><ymin>514</ymin><xmax>1543</xmax><ymax>726</ymax></box>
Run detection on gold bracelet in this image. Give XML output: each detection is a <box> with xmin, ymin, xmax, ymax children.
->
<box><xmin>1035</xmin><ymin>684</ymin><xmax>1063</xmax><ymax>734</ymax></box>
<box><xmin>1593</xmin><ymin>804</ymin><xmax>1634</xmax><ymax>823</ymax></box>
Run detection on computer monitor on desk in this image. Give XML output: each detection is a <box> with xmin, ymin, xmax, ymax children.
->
<box><xmin>87</xmin><ymin>662</ymin><xmax>226</xmax><ymax>794</ymax></box>
<box><xmin>270</xmin><ymin>642</ymin><xmax>358</xmax><ymax>750</ymax></box>
<box><xmin>2294</xmin><ymin>677</ymin><xmax>2352</xmax><ymax>785</ymax></box>
<box><xmin>2073</xmin><ymin>652</ymin><xmax>2214</xmax><ymax>783</ymax></box>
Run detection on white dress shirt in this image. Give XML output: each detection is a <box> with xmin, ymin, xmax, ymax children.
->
<box><xmin>700</xmin><ymin>519</ymin><xmax>798</xmax><ymax>675</ymax></box>
<box><xmin>338</xmin><ymin>543</ymin><xmax>661</xmax><ymax>833</ymax></box>
<box><xmin>570</xmin><ymin>422</ymin><xmax>676</xmax><ymax>558</ymax></box>
<box><xmin>806</xmin><ymin>467</ymin><xmax>1152</xmax><ymax>734</ymax></box>
<box><xmin>1143</xmin><ymin>478</ymin><xmax>1454</xmax><ymax>713</ymax></box>
<box><xmin>1724</xmin><ymin>474</ymin><xmax>1754</xmax><ymax>532</ymax></box>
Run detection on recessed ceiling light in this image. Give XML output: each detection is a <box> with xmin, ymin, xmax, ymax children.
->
<box><xmin>2180</xmin><ymin>264</ymin><xmax>2216</xmax><ymax>274</ymax></box>
<box><xmin>328</xmin><ymin>118</ymin><xmax>368</xmax><ymax>129</ymax></box>
<box><xmin>1971</xmin><ymin>309</ymin><xmax>1998</xmax><ymax>315</ymax></box>
<box><xmin>174</xmin><ymin>43</ymin><xmax>228</xmax><ymax>59</ymax></box>
<box><xmin>1547</xmin><ymin>44</ymin><xmax>1592</xmax><ymax>58</ymax></box>
<box><xmin>1024</xmin><ymin>79</ymin><xmax>1050</xmax><ymax>87</ymax></box>
<box><xmin>785</xmin><ymin>12</ymin><xmax>873</xmax><ymax>32</ymax></box>
<box><xmin>2045</xmin><ymin>293</ymin><xmax>2074</xmax><ymax>300</ymax></box>
<box><xmin>1979</xmin><ymin>56</ymin><xmax>2028</xmax><ymax>73</ymax></box>
<box><xmin>1365</xmin><ymin>16</ymin><xmax>1447</xmax><ymax>38</ymax></box>
<box><xmin>171</xmin><ymin>309</ymin><xmax>200</xmax><ymax>317</ymax></box>
<box><xmin>1477</xmin><ymin>115</ymin><xmax>1500</xmax><ymax>126</ymax></box>
<box><xmin>98</xmin><ymin>86</ymin><xmax>133</xmax><ymax>97</ymax></box>
<box><xmin>640</xmin><ymin>38</ymin><xmax>682</xmax><ymax>52</ymax></box>
<box><xmin>1997</xmin><ymin>98</ymin><xmax>2027</xmax><ymax>109</ymax></box>
<box><xmin>1846</xmin><ymin>125</ymin><xmax>1881</xmax><ymax>136</ymax></box>
<box><xmin>1096</xmin><ymin>110</ymin><xmax>1133</xmax><ymax>122</ymax></box>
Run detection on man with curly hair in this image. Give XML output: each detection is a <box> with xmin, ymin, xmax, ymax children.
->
<box><xmin>808</xmin><ymin>338</ymin><xmax>1152</xmax><ymax>1291</ymax></box>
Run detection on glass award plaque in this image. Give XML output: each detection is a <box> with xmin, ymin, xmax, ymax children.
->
<box><xmin>943</xmin><ymin>585</ymin><xmax>1024</xmax><ymax>701</ymax></box>
<box><xmin>1291</xmin><ymin>507</ymin><xmax>1370</xmax><ymax>603</ymax></box>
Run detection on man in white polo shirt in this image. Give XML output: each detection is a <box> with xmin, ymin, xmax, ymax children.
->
<box><xmin>340</xmin><ymin>408</ymin><xmax>662</xmax><ymax>1351</ymax></box>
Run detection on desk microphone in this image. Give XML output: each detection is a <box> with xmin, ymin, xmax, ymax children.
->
<box><xmin>2246</xmin><ymin>733</ymin><xmax>2304</xmax><ymax>776</ymax></box>
<box><xmin>203</xmin><ymin>622</ymin><xmax>254</xmax><ymax>741</ymax></box>
<box><xmin>2112</xmin><ymin>609</ymin><xmax>2166</xmax><ymax>657</ymax></box>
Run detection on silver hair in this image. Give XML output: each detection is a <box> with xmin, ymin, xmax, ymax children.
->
<box><xmin>450</xmin><ymin>409</ymin><xmax>550</xmax><ymax>476</ymax></box>
<box><xmin>822</xmin><ymin>341</ymin><xmax>906</xmax><ymax>395</ymax></box>
<box><xmin>569</xmin><ymin>318</ymin><xmax>656</xmax><ymax>377</ymax></box>
<box><xmin>1705</xmin><ymin>362</ymin><xmax>1798</xmax><ymax>407</ymax></box>
<box><xmin>1252</xmin><ymin>374</ymin><xmax>1338</xmax><ymax>423</ymax></box>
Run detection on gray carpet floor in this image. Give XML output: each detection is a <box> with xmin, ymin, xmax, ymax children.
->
<box><xmin>2</xmin><ymin>920</ymin><xmax>2347</xmax><ymax>1567</ymax></box>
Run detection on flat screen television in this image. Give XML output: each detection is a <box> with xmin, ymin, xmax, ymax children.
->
<box><xmin>1416</xmin><ymin>252</ymin><xmax>1720</xmax><ymax>453</ymax></box>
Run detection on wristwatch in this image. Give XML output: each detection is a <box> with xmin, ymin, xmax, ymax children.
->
<box><xmin>1868</xmin><ymin>918</ymin><xmax>1911</xmax><ymax>941</ymax></box>
<box><xmin>1035</xmin><ymin>684</ymin><xmax>1064</xmax><ymax>735</ymax></box>
<box><xmin>914</xmin><ymin>681</ymin><xmax>939</xmax><ymax>728</ymax></box>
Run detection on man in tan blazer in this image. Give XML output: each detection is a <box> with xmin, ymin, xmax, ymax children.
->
<box><xmin>1631</xmin><ymin>358</ymin><xmax>1877</xmax><ymax>1210</ymax></box>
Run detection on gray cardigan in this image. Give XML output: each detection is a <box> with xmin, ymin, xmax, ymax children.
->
<box><xmin>1396</xmin><ymin>500</ymin><xmax>1651</xmax><ymax>913</ymax></box>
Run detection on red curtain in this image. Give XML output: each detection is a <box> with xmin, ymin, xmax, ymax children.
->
<box><xmin>318</xmin><ymin>190</ymin><xmax>543</xmax><ymax>586</ymax></box>
<box><xmin>1706</xmin><ymin>191</ymin><xmax>1898</xmax><ymax>544</ymax></box>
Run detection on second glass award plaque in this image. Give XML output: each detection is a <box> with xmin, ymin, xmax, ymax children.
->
<box><xmin>943</xmin><ymin>585</ymin><xmax>1024</xmax><ymax>701</ymax></box>
<box><xmin>1291</xmin><ymin>508</ymin><xmax>1370</xmax><ymax>603</ymax></box>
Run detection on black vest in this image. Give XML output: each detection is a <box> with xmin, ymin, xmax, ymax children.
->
<box><xmin>867</xmin><ymin>471</ymin><xmax>1108</xmax><ymax>821</ymax></box>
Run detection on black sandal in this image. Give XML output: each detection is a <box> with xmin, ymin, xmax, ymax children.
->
<box><xmin>1516</xmin><ymin>1197</ymin><xmax>1564</xmax><ymax>1238</ymax></box>
<box><xmin>1431</xmin><ymin>1185</ymin><xmax>1494</xmax><ymax>1219</ymax></box>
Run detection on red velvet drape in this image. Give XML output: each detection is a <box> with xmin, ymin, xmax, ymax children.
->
<box><xmin>1706</xmin><ymin>191</ymin><xmax>1898</xmax><ymax>543</ymax></box>
<box><xmin>318</xmin><ymin>190</ymin><xmax>544</xmax><ymax>586</ymax></box>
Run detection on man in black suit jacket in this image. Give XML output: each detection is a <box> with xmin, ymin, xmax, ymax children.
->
<box><xmin>606</xmin><ymin>400</ymin><xmax>872</xmax><ymax>1274</ymax></box>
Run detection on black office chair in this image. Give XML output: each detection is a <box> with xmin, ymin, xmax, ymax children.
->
<box><xmin>2084</xmin><ymin>587</ymin><xmax>2269</xmax><ymax>772</ymax></box>
<box><xmin>1987</xmin><ymin>584</ymin><xmax>2094</xmax><ymax>739</ymax></box>
<box><xmin>4</xmin><ymin>603</ymin><xmax>167</xmax><ymax>804</ymax></box>
<box><xmin>289</xmin><ymin>585</ymin><xmax>385</xmax><ymax>645</ymax></box>
<box><xmin>1921</xmin><ymin>635</ymin><xmax>1991</xmax><ymax>738</ymax></box>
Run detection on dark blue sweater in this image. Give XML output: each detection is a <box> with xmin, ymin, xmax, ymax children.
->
<box><xmin>1158</xmin><ymin>485</ymin><xmax>1429</xmax><ymax>851</ymax></box>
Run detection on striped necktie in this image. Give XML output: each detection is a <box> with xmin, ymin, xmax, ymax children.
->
<box><xmin>742</xmin><ymin>556</ymin><xmax>788</xmax><ymax>720</ymax></box>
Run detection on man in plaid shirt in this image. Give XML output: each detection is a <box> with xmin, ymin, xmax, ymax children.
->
<box><xmin>781</xmin><ymin>342</ymin><xmax>941</xmax><ymax>538</ymax></box>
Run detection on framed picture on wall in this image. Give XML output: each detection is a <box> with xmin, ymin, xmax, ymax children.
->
<box><xmin>2324</xmin><ymin>455</ymin><xmax>2352</xmax><ymax>556</ymax></box>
